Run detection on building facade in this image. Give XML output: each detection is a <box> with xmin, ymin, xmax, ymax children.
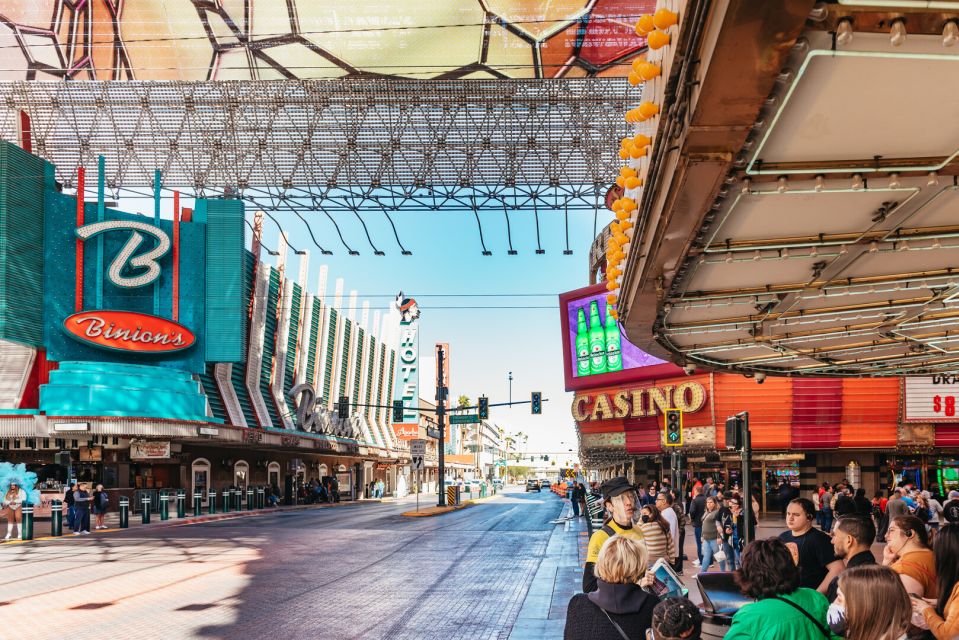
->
<box><xmin>562</xmin><ymin>282</ymin><xmax>959</xmax><ymax>511</ymax></box>
<box><xmin>0</xmin><ymin>140</ymin><xmax>410</xmax><ymax>512</ymax></box>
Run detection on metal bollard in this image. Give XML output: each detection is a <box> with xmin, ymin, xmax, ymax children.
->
<box><xmin>51</xmin><ymin>500</ymin><xmax>63</xmax><ymax>537</ymax></box>
<box><xmin>246</xmin><ymin>488</ymin><xmax>254</xmax><ymax>510</ymax></box>
<box><xmin>208</xmin><ymin>489</ymin><xmax>217</xmax><ymax>515</ymax></box>
<box><xmin>141</xmin><ymin>496</ymin><xmax>151</xmax><ymax>524</ymax></box>
<box><xmin>21</xmin><ymin>505</ymin><xmax>33</xmax><ymax>540</ymax></box>
<box><xmin>119</xmin><ymin>497</ymin><xmax>129</xmax><ymax>528</ymax></box>
<box><xmin>176</xmin><ymin>490</ymin><xmax>186</xmax><ymax>518</ymax></box>
<box><xmin>222</xmin><ymin>489</ymin><xmax>230</xmax><ymax>513</ymax></box>
<box><xmin>193</xmin><ymin>492</ymin><xmax>202</xmax><ymax>516</ymax></box>
<box><xmin>256</xmin><ymin>487</ymin><xmax>264</xmax><ymax>509</ymax></box>
<box><xmin>235</xmin><ymin>489</ymin><xmax>241</xmax><ymax>512</ymax></box>
<box><xmin>159</xmin><ymin>494</ymin><xmax>169</xmax><ymax>521</ymax></box>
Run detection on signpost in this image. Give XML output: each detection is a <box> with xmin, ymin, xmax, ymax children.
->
<box><xmin>449</xmin><ymin>414</ymin><xmax>480</xmax><ymax>425</ymax></box>
<box><xmin>411</xmin><ymin>439</ymin><xmax>426</xmax><ymax>512</ymax></box>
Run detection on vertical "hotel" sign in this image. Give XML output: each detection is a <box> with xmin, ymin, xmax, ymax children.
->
<box><xmin>391</xmin><ymin>293</ymin><xmax>421</xmax><ymax>440</ymax></box>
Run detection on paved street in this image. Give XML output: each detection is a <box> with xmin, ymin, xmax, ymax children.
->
<box><xmin>0</xmin><ymin>487</ymin><xmax>578</xmax><ymax>640</ymax></box>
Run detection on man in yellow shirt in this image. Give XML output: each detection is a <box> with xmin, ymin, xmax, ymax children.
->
<box><xmin>583</xmin><ymin>476</ymin><xmax>646</xmax><ymax>592</ymax></box>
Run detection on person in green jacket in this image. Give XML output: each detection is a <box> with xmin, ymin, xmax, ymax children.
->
<box><xmin>725</xmin><ymin>538</ymin><xmax>839</xmax><ymax>640</ymax></box>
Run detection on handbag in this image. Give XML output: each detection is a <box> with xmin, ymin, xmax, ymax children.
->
<box><xmin>714</xmin><ymin>546</ymin><xmax>727</xmax><ymax>563</ymax></box>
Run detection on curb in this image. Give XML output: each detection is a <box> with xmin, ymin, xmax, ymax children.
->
<box><xmin>401</xmin><ymin>503</ymin><xmax>471</xmax><ymax>517</ymax></box>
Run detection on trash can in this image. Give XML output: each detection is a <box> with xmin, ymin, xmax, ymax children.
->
<box><xmin>193</xmin><ymin>492</ymin><xmax>203</xmax><ymax>517</ymax></box>
<box><xmin>119</xmin><ymin>497</ymin><xmax>129</xmax><ymax>528</ymax></box>
<box><xmin>51</xmin><ymin>500</ymin><xmax>63</xmax><ymax>537</ymax></box>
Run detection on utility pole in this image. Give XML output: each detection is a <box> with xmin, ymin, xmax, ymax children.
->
<box><xmin>437</xmin><ymin>345</ymin><xmax>447</xmax><ymax>507</ymax></box>
<box><xmin>508</xmin><ymin>371</ymin><xmax>513</xmax><ymax>407</ymax></box>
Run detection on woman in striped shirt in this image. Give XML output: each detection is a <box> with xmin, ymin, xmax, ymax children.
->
<box><xmin>639</xmin><ymin>504</ymin><xmax>676</xmax><ymax>569</ymax></box>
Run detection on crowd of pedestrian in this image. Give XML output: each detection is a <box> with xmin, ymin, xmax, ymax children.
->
<box><xmin>567</xmin><ymin>475</ymin><xmax>959</xmax><ymax>640</ymax></box>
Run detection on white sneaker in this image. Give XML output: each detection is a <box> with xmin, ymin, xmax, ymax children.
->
<box><xmin>3</xmin><ymin>534</ymin><xmax>10</xmax><ymax>541</ymax></box>
<box><xmin>72</xmin><ymin>532</ymin><xmax>80</xmax><ymax>535</ymax></box>
<box><xmin>81</xmin><ymin>531</ymin><xmax>90</xmax><ymax>535</ymax></box>
<box><xmin>692</xmin><ymin>559</ymin><xmax>701</xmax><ymax>567</ymax></box>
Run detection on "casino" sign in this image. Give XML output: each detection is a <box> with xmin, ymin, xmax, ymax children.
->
<box><xmin>572</xmin><ymin>380</ymin><xmax>707</xmax><ymax>423</ymax></box>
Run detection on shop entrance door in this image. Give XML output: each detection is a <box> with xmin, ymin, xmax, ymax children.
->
<box><xmin>192</xmin><ymin>458</ymin><xmax>210</xmax><ymax>505</ymax></box>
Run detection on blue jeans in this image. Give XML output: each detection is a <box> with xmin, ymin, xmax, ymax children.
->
<box><xmin>67</xmin><ymin>505</ymin><xmax>76</xmax><ymax>530</ymax></box>
<box><xmin>700</xmin><ymin>539</ymin><xmax>727</xmax><ymax>572</ymax></box>
<box><xmin>821</xmin><ymin>510</ymin><xmax>833</xmax><ymax>533</ymax></box>
<box><xmin>571</xmin><ymin>499</ymin><xmax>580</xmax><ymax>517</ymax></box>
<box><xmin>724</xmin><ymin>537</ymin><xmax>738</xmax><ymax>571</ymax></box>
<box><xmin>74</xmin><ymin>509</ymin><xmax>90</xmax><ymax>533</ymax></box>
<box><xmin>693</xmin><ymin>527</ymin><xmax>703</xmax><ymax>563</ymax></box>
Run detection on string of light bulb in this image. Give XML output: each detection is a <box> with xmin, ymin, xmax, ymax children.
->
<box><xmin>604</xmin><ymin>2</ymin><xmax>680</xmax><ymax>319</ymax></box>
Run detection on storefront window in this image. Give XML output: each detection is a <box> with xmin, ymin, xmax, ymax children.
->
<box><xmin>192</xmin><ymin>458</ymin><xmax>211</xmax><ymax>498</ymax></box>
<box><xmin>268</xmin><ymin>462</ymin><xmax>281</xmax><ymax>490</ymax></box>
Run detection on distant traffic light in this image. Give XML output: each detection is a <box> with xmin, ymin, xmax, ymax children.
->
<box><xmin>392</xmin><ymin>400</ymin><xmax>403</xmax><ymax>422</ymax></box>
<box><xmin>531</xmin><ymin>391</ymin><xmax>542</xmax><ymax>415</ymax></box>
<box><xmin>478</xmin><ymin>396</ymin><xmax>489</xmax><ymax>419</ymax></box>
<box><xmin>664</xmin><ymin>409</ymin><xmax>683</xmax><ymax>446</ymax></box>
<box><xmin>338</xmin><ymin>396</ymin><xmax>350</xmax><ymax>420</ymax></box>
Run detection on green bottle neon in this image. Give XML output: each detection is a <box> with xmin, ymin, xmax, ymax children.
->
<box><xmin>605</xmin><ymin>302</ymin><xmax>623</xmax><ymax>372</ymax></box>
<box><xmin>588</xmin><ymin>301</ymin><xmax>607</xmax><ymax>375</ymax></box>
<box><xmin>576</xmin><ymin>308</ymin><xmax>591</xmax><ymax>377</ymax></box>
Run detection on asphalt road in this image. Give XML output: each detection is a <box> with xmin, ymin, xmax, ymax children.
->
<box><xmin>0</xmin><ymin>486</ymin><xmax>565</xmax><ymax>640</ymax></box>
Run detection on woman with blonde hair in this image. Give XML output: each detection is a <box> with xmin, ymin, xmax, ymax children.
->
<box><xmin>565</xmin><ymin>535</ymin><xmax>659</xmax><ymax>639</ymax></box>
<box><xmin>835</xmin><ymin>564</ymin><xmax>911</xmax><ymax>640</ymax></box>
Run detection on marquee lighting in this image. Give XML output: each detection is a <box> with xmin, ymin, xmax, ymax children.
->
<box><xmin>647</xmin><ymin>30</ymin><xmax>670</xmax><ymax>50</ymax></box>
<box><xmin>635</xmin><ymin>14</ymin><xmax>655</xmax><ymax>37</ymax></box>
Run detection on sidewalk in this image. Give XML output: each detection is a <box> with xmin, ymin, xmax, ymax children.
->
<box><xmin>509</xmin><ymin>500</ymin><xmax>584</xmax><ymax>639</ymax></box>
<box><xmin>3</xmin><ymin>495</ymin><xmax>397</xmax><ymax>545</ymax></box>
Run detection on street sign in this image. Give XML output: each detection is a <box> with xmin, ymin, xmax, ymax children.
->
<box><xmin>449</xmin><ymin>413</ymin><xmax>480</xmax><ymax>424</ymax></box>
<box><xmin>426</xmin><ymin>427</ymin><xmax>441</xmax><ymax>440</ymax></box>
<box><xmin>411</xmin><ymin>455</ymin><xmax>425</xmax><ymax>470</ymax></box>
<box><xmin>410</xmin><ymin>439</ymin><xmax>426</xmax><ymax>456</ymax></box>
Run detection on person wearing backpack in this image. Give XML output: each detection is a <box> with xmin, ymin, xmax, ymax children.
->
<box><xmin>92</xmin><ymin>484</ymin><xmax>109</xmax><ymax>530</ymax></box>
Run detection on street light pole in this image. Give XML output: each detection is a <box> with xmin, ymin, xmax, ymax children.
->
<box><xmin>508</xmin><ymin>371</ymin><xmax>513</xmax><ymax>408</ymax></box>
<box><xmin>436</xmin><ymin>346</ymin><xmax>447</xmax><ymax>507</ymax></box>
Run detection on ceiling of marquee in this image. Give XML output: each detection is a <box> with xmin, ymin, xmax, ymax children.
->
<box><xmin>0</xmin><ymin>0</ymin><xmax>655</xmax><ymax>81</ymax></box>
<box><xmin>619</xmin><ymin>1</ymin><xmax>959</xmax><ymax>377</ymax></box>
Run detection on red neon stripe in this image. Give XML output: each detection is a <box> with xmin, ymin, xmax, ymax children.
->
<box><xmin>75</xmin><ymin>167</ymin><xmax>85</xmax><ymax>312</ymax></box>
<box><xmin>18</xmin><ymin>111</ymin><xmax>31</xmax><ymax>153</ymax></box>
<box><xmin>173</xmin><ymin>191</ymin><xmax>180</xmax><ymax>321</ymax></box>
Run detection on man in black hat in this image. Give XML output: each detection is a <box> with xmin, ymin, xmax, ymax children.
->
<box><xmin>582</xmin><ymin>476</ymin><xmax>646</xmax><ymax>593</ymax></box>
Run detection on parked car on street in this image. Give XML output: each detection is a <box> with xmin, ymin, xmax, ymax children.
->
<box><xmin>526</xmin><ymin>479</ymin><xmax>541</xmax><ymax>492</ymax></box>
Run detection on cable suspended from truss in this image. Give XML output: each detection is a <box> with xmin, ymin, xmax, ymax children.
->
<box><xmin>283</xmin><ymin>201</ymin><xmax>333</xmax><ymax>255</ymax></box>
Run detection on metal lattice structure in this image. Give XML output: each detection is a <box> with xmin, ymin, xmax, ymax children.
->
<box><xmin>0</xmin><ymin>79</ymin><xmax>629</xmax><ymax>217</ymax></box>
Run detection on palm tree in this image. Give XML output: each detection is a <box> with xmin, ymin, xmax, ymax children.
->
<box><xmin>456</xmin><ymin>395</ymin><xmax>471</xmax><ymax>410</ymax></box>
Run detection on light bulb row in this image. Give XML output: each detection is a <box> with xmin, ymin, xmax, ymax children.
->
<box><xmin>605</xmin><ymin>2</ymin><xmax>680</xmax><ymax>319</ymax></box>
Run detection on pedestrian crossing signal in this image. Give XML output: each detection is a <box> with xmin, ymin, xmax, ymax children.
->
<box><xmin>531</xmin><ymin>391</ymin><xmax>542</xmax><ymax>415</ymax></box>
<box><xmin>338</xmin><ymin>396</ymin><xmax>350</xmax><ymax>420</ymax></box>
<box><xmin>664</xmin><ymin>409</ymin><xmax>683</xmax><ymax>446</ymax></box>
<box><xmin>392</xmin><ymin>400</ymin><xmax>404</xmax><ymax>422</ymax></box>
<box><xmin>478</xmin><ymin>396</ymin><xmax>489</xmax><ymax>419</ymax></box>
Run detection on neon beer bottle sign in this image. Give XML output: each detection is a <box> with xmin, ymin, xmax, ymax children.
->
<box><xmin>64</xmin><ymin>219</ymin><xmax>196</xmax><ymax>353</ymax></box>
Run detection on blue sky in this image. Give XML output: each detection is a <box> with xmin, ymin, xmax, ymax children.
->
<box><xmin>122</xmin><ymin>194</ymin><xmax>610</xmax><ymax>454</ymax></box>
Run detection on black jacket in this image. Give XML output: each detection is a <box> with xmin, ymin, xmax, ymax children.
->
<box><xmin>826</xmin><ymin>550</ymin><xmax>876</xmax><ymax>603</ymax></box>
<box><xmin>853</xmin><ymin>495</ymin><xmax>871</xmax><ymax>515</ymax></box>
<box><xmin>688</xmin><ymin>495</ymin><xmax>707</xmax><ymax>528</ymax></box>
<box><xmin>564</xmin><ymin>580</ymin><xmax>657</xmax><ymax>640</ymax></box>
<box><xmin>834</xmin><ymin>494</ymin><xmax>855</xmax><ymax>517</ymax></box>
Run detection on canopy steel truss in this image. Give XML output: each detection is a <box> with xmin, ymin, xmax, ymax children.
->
<box><xmin>0</xmin><ymin>78</ymin><xmax>629</xmax><ymax>214</ymax></box>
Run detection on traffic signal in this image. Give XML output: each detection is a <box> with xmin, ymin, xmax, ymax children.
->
<box><xmin>392</xmin><ymin>400</ymin><xmax>403</xmax><ymax>422</ymax></box>
<box><xmin>664</xmin><ymin>409</ymin><xmax>683</xmax><ymax>446</ymax></box>
<box><xmin>338</xmin><ymin>396</ymin><xmax>350</xmax><ymax>420</ymax></box>
<box><xmin>478</xmin><ymin>396</ymin><xmax>489</xmax><ymax>419</ymax></box>
<box><xmin>725</xmin><ymin>415</ymin><xmax>745</xmax><ymax>451</ymax></box>
<box><xmin>531</xmin><ymin>391</ymin><xmax>542</xmax><ymax>415</ymax></box>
